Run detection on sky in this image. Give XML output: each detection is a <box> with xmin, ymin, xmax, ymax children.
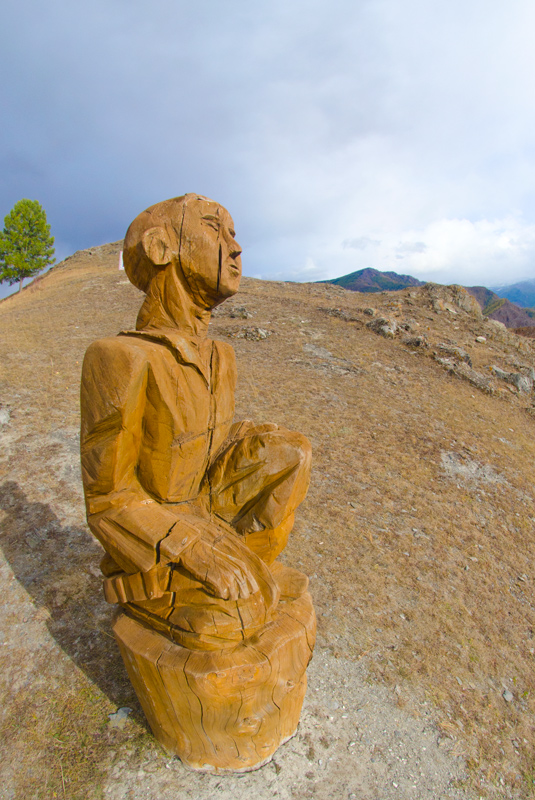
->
<box><xmin>2</xmin><ymin>0</ymin><xmax>535</xmax><ymax>298</ymax></box>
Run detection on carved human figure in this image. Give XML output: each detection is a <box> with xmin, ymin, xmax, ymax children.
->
<box><xmin>80</xmin><ymin>194</ymin><xmax>316</xmax><ymax>770</ymax></box>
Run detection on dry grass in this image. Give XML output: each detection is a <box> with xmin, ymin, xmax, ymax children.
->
<box><xmin>2</xmin><ymin>248</ymin><xmax>535</xmax><ymax>796</ymax></box>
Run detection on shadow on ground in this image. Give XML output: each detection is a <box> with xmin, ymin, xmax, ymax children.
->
<box><xmin>0</xmin><ymin>480</ymin><xmax>144</xmax><ymax>718</ymax></box>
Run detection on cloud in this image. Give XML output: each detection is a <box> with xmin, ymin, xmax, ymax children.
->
<box><xmin>396</xmin><ymin>242</ymin><xmax>427</xmax><ymax>256</ymax></box>
<box><xmin>342</xmin><ymin>237</ymin><xmax>381</xmax><ymax>251</ymax></box>
<box><xmin>2</xmin><ymin>0</ymin><xmax>535</xmax><ymax>295</ymax></box>
<box><xmin>295</xmin><ymin>215</ymin><xmax>535</xmax><ymax>287</ymax></box>
<box><xmin>395</xmin><ymin>217</ymin><xmax>535</xmax><ymax>286</ymax></box>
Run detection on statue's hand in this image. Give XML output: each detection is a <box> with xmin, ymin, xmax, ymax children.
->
<box><xmin>160</xmin><ymin>530</ymin><xmax>260</xmax><ymax>600</ymax></box>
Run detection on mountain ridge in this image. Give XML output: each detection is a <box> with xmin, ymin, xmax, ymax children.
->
<box><xmin>320</xmin><ymin>266</ymin><xmax>425</xmax><ymax>293</ymax></box>
<box><xmin>321</xmin><ymin>267</ymin><xmax>535</xmax><ymax>330</ymax></box>
<box><xmin>492</xmin><ymin>278</ymin><xmax>535</xmax><ymax>308</ymax></box>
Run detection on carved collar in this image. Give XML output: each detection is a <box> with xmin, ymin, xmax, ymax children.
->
<box><xmin>118</xmin><ymin>328</ymin><xmax>214</xmax><ymax>385</ymax></box>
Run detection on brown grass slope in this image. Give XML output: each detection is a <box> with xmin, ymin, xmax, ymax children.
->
<box><xmin>2</xmin><ymin>247</ymin><xmax>535</xmax><ymax>797</ymax></box>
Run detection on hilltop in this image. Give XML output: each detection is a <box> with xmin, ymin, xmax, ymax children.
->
<box><xmin>321</xmin><ymin>267</ymin><xmax>424</xmax><ymax>293</ymax></box>
<box><xmin>2</xmin><ymin>246</ymin><xmax>535</xmax><ymax>798</ymax></box>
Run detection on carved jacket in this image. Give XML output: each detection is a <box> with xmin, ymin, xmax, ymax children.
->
<box><xmin>80</xmin><ymin>328</ymin><xmax>236</xmax><ymax>576</ymax></box>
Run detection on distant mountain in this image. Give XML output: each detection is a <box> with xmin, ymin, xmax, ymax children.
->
<box><xmin>465</xmin><ymin>286</ymin><xmax>535</xmax><ymax>328</ymax></box>
<box><xmin>321</xmin><ymin>267</ymin><xmax>425</xmax><ymax>293</ymax></box>
<box><xmin>492</xmin><ymin>278</ymin><xmax>535</xmax><ymax>308</ymax></box>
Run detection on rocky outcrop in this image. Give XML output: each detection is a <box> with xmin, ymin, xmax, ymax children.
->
<box><xmin>366</xmin><ymin>316</ymin><xmax>397</xmax><ymax>338</ymax></box>
<box><xmin>421</xmin><ymin>284</ymin><xmax>483</xmax><ymax>318</ymax></box>
<box><xmin>491</xmin><ymin>366</ymin><xmax>534</xmax><ymax>394</ymax></box>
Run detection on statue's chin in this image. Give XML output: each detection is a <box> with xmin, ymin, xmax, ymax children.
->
<box><xmin>208</xmin><ymin>284</ymin><xmax>240</xmax><ymax>309</ymax></box>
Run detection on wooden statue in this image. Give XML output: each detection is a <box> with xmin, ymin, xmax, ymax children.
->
<box><xmin>80</xmin><ymin>194</ymin><xmax>316</xmax><ymax>772</ymax></box>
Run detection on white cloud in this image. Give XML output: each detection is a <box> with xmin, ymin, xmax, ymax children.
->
<box><xmin>394</xmin><ymin>217</ymin><xmax>535</xmax><ymax>285</ymax></box>
<box><xmin>288</xmin><ymin>216</ymin><xmax>535</xmax><ymax>286</ymax></box>
<box><xmin>343</xmin><ymin>237</ymin><xmax>381</xmax><ymax>251</ymax></box>
<box><xmin>396</xmin><ymin>242</ymin><xmax>427</xmax><ymax>256</ymax></box>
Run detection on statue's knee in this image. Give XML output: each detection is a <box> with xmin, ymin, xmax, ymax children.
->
<box><xmin>268</xmin><ymin>429</ymin><xmax>311</xmax><ymax>475</ymax></box>
<box><xmin>291</xmin><ymin>431</ymin><xmax>312</xmax><ymax>466</ymax></box>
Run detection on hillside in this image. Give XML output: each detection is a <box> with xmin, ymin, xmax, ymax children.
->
<box><xmin>486</xmin><ymin>298</ymin><xmax>535</xmax><ymax>328</ymax></box>
<box><xmin>322</xmin><ymin>267</ymin><xmax>425</xmax><ymax>293</ymax></box>
<box><xmin>464</xmin><ymin>285</ymin><xmax>499</xmax><ymax>313</ymax></box>
<box><xmin>2</xmin><ymin>248</ymin><xmax>535</xmax><ymax>798</ymax></box>
<box><xmin>465</xmin><ymin>286</ymin><xmax>535</xmax><ymax>329</ymax></box>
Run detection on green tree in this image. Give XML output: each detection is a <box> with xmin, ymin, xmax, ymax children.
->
<box><xmin>0</xmin><ymin>199</ymin><xmax>55</xmax><ymax>293</ymax></box>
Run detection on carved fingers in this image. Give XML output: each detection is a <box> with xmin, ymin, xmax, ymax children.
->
<box><xmin>178</xmin><ymin>536</ymin><xmax>260</xmax><ymax>600</ymax></box>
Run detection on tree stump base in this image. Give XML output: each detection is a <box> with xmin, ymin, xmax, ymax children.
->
<box><xmin>113</xmin><ymin>589</ymin><xmax>316</xmax><ymax>772</ymax></box>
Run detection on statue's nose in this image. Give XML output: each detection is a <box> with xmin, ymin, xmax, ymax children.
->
<box><xmin>230</xmin><ymin>241</ymin><xmax>242</xmax><ymax>259</ymax></box>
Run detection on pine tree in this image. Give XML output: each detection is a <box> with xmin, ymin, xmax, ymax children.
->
<box><xmin>0</xmin><ymin>199</ymin><xmax>55</xmax><ymax>292</ymax></box>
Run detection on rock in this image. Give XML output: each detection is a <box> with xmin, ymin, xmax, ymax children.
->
<box><xmin>421</xmin><ymin>283</ymin><xmax>483</xmax><ymax>318</ymax></box>
<box><xmin>435</xmin><ymin>358</ymin><xmax>494</xmax><ymax>393</ymax></box>
<box><xmin>0</xmin><ymin>408</ymin><xmax>10</xmax><ymax>426</ymax></box>
<box><xmin>108</xmin><ymin>707</ymin><xmax>133</xmax><ymax>729</ymax></box>
<box><xmin>363</xmin><ymin>308</ymin><xmax>375</xmax><ymax>317</ymax></box>
<box><xmin>225</xmin><ymin>326</ymin><xmax>273</xmax><ymax>341</ymax></box>
<box><xmin>437</xmin><ymin>344</ymin><xmax>472</xmax><ymax>366</ymax></box>
<box><xmin>475</xmin><ymin>336</ymin><xmax>487</xmax><ymax>343</ymax></box>
<box><xmin>491</xmin><ymin>366</ymin><xmax>510</xmax><ymax>382</ymax></box>
<box><xmin>298</xmin><ymin>345</ymin><xmax>361</xmax><ymax>376</ymax></box>
<box><xmin>366</xmin><ymin>316</ymin><xmax>397</xmax><ymax>338</ymax></box>
<box><xmin>491</xmin><ymin>366</ymin><xmax>533</xmax><ymax>394</ymax></box>
<box><xmin>402</xmin><ymin>335</ymin><xmax>427</xmax><ymax>348</ymax></box>
<box><xmin>454</xmin><ymin>362</ymin><xmax>494</xmax><ymax>393</ymax></box>
<box><xmin>488</xmin><ymin>319</ymin><xmax>507</xmax><ymax>331</ymax></box>
<box><xmin>212</xmin><ymin>304</ymin><xmax>253</xmax><ymax>319</ymax></box>
<box><xmin>229</xmin><ymin>306</ymin><xmax>253</xmax><ymax>319</ymax></box>
<box><xmin>303</xmin><ymin>343</ymin><xmax>334</xmax><ymax>359</ymax></box>
<box><xmin>319</xmin><ymin>307</ymin><xmax>361</xmax><ymax>323</ymax></box>
<box><xmin>502</xmin><ymin>690</ymin><xmax>514</xmax><ymax>703</ymax></box>
<box><xmin>509</xmin><ymin>373</ymin><xmax>533</xmax><ymax>394</ymax></box>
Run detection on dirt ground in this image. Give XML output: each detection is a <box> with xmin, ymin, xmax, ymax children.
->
<box><xmin>2</xmin><ymin>244</ymin><xmax>535</xmax><ymax>798</ymax></box>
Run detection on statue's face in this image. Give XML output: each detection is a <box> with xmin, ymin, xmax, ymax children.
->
<box><xmin>177</xmin><ymin>198</ymin><xmax>242</xmax><ymax>308</ymax></box>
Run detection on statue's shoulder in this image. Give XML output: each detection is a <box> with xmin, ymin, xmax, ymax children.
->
<box><xmin>212</xmin><ymin>337</ymin><xmax>235</xmax><ymax>360</ymax></box>
<box><xmin>83</xmin><ymin>334</ymin><xmax>152</xmax><ymax>371</ymax></box>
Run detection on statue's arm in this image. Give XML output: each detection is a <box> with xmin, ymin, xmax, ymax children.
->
<box><xmin>80</xmin><ymin>338</ymin><xmax>201</xmax><ymax>574</ymax></box>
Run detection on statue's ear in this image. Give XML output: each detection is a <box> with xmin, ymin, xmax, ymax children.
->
<box><xmin>141</xmin><ymin>227</ymin><xmax>173</xmax><ymax>267</ymax></box>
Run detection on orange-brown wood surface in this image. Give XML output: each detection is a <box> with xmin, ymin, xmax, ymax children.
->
<box><xmin>80</xmin><ymin>194</ymin><xmax>316</xmax><ymax>771</ymax></box>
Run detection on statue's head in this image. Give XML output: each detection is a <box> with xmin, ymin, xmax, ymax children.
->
<box><xmin>123</xmin><ymin>194</ymin><xmax>242</xmax><ymax>308</ymax></box>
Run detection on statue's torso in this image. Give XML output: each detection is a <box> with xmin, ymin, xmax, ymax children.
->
<box><xmin>81</xmin><ymin>330</ymin><xmax>237</xmax><ymax>507</ymax></box>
